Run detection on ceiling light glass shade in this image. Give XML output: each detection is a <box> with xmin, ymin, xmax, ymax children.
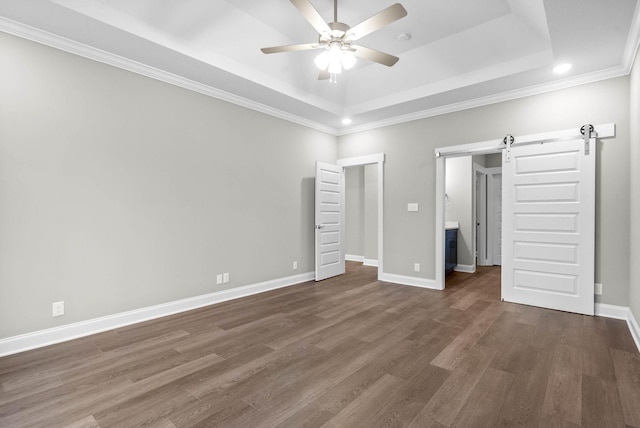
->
<box><xmin>341</xmin><ymin>52</ymin><xmax>356</xmax><ymax>70</ymax></box>
<box><xmin>314</xmin><ymin>51</ymin><xmax>329</xmax><ymax>70</ymax></box>
<box><xmin>327</xmin><ymin>43</ymin><xmax>343</xmax><ymax>74</ymax></box>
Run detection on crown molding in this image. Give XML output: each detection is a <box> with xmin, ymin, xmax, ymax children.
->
<box><xmin>338</xmin><ymin>65</ymin><xmax>630</xmax><ymax>136</ymax></box>
<box><xmin>0</xmin><ymin>17</ymin><xmax>338</xmax><ymax>136</ymax></box>
<box><xmin>622</xmin><ymin>0</ymin><xmax>640</xmax><ymax>72</ymax></box>
<box><xmin>2</xmin><ymin>8</ymin><xmax>639</xmax><ymax>140</ymax></box>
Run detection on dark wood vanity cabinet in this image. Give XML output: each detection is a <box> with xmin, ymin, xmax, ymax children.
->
<box><xmin>445</xmin><ymin>228</ymin><xmax>458</xmax><ymax>275</ymax></box>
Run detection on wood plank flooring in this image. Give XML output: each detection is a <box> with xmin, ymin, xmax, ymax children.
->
<box><xmin>1</xmin><ymin>262</ymin><xmax>639</xmax><ymax>427</ymax></box>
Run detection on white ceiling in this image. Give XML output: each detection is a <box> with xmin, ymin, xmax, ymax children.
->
<box><xmin>1</xmin><ymin>0</ymin><xmax>638</xmax><ymax>134</ymax></box>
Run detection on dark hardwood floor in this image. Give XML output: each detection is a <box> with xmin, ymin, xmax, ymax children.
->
<box><xmin>1</xmin><ymin>262</ymin><xmax>639</xmax><ymax>427</ymax></box>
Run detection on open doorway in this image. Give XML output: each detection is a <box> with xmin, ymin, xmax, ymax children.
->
<box><xmin>444</xmin><ymin>154</ymin><xmax>502</xmax><ymax>286</ymax></box>
<box><xmin>474</xmin><ymin>155</ymin><xmax>503</xmax><ymax>267</ymax></box>
<box><xmin>337</xmin><ymin>154</ymin><xmax>384</xmax><ymax>279</ymax></box>
<box><xmin>344</xmin><ymin>164</ymin><xmax>378</xmax><ymax>269</ymax></box>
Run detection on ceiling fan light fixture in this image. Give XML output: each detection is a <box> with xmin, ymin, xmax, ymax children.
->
<box><xmin>327</xmin><ymin>43</ymin><xmax>344</xmax><ymax>74</ymax></box>
<box><xmin>314</xmin><ymin>51</ymin><xmax>329</xmax><ymax>70</ymax></box>
<box><xmin>341</xmin><ymin>51</ymin><xmax>356</xmax><ymax>70</ymax></box>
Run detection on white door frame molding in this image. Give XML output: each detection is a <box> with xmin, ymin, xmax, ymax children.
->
<box><xmin>434</xmin><ymin>124</ymin><xmax>615</xmax><ymax>290</ymax></box>
<box><xmin>337</xmin><ymin>153</ymin><xmax>385</xmax><ymax>280</ymax></box>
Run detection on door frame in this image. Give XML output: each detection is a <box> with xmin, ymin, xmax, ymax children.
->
<box><xmin>434</xmin><ymin>124</ymin><xmax>615</xmax><ymax>290</ymax></box>
<box><xmin>474</xmin><ymin>165</ymin><xmax>489</xmax><ymax>266</ymax></box>
<box><xmin>337</xmin><ymin>153</ymin><xmax>385</xmax><ymax>280</ymax></box>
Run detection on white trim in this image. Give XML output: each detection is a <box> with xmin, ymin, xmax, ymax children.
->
<box><xmin>337</xmin><ymin>153</ymin><xmax>384</xmax><ymax>168</ymax></box>
<box><xmin>338</xmin><ymin>68</ymin><xmax>629</xmax><ymax>136</ymax></box>
<box><xmin>0</xmin><ymin>17</ymin><xmax>336</xmax><ymax>136</ymax></box>
<box><xmin>0</xmin><ymin>271</ymin><xmax>314</xmax><ymax>357</ymax></box>
<box><xmin>435</xmin><ymin>124</ymin><xmax>616</xmax><ymax>158</ymax></box>
<box><xmin>363</xmin><ymin>259</ymin><xmax>379</xmax><ymax>267</ymax></box>
<box><xmin>474</xmin><ymin>165</ymin><xmax>488</xmax><ymax>266</ymax></box>
<box><xmin>2</xmin><ymin>16</ymin><xmax>635</xmax><ymax>139</ymax></box>
<box><xmin>454</xmin><ymin>264</ymin><xmax>476</xmax><ymax>274</ymax></box>
<box><xmin>345</xmin><ymin>254</ymin><xmax>364</xmax><ymax>262</ymax></box>
<box><xmin>628</xmin><ymin>310</ymin><xmax>640</xmax><ymax>353</ymax></box>
<box><xmin>337</xmin><ymin>154</ymin><xmax>385</xmax><ymax>281</ymax></box>
<box><xmin>595</xmin><ymin>303</ymin><xmax>640</xmax><ymax>353</ymax></box>
<box><xmin>379</xmin><ymin>273</ymin><xmax>441</xmax><ymax>290</ymax></box>
<box><xmin>595</xmin><ymin>303</ymin><xmax>631</xmax><ymax>320</ymax></box>
<box><xmin>435</xmin><ymin>157</ymin><xmax>446</xmax><ymax>289</ymax></box>
<box><xmin>623</xmin><ymin>0</ymin><xmax>640</xmax><ymax>72</ymax></box>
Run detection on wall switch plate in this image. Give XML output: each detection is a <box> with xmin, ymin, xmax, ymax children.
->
<box><xmin>52</xmin><ymin>301</ymin><xmax>64</xmax><ymax>317</ymax></box>
<box><xmin>595</xmin><ymin>283</ymin><xmax>602</xmax><ymax>295</ymax></box>
<box><xmin>216</xmin><ymin>274</ymin><xmax>223</xmax><ymax>285</ymax></box>
<box><xmin>407</xmin><ymin>203</ymin><xmax>419</xmax><ymax>212</ymax></box>
<box><xmin>223</xmin><ymin>273</ymin><xmax>230</xmax><ymax>283</ymax></box>
<box><xmin>414</xmin><ymin>263</ymin><xmax>420</xmax><ymax>272</ymax></box>
<box><xmin>293</xmin><ymin>261</ymin><xmax>298</xmax><ymax>270</ymax></box>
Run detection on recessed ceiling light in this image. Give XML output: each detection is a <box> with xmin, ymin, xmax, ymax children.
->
<box><xmin>553</xmin><ymin>63</ymin><xmax>572</xmax><ymax>74</ymax></box>
<box><xmin>342</xmin><ymin>118</ymin><xmax>352</xmax><ymax>125</ymax></box>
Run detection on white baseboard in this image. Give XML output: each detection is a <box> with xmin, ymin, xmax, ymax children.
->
<box><xmin>628</xmin><ymin>309</ymin><xmax>640</xmax><ymax>353</ymax></box>
<box><xmin>345</xmin><ymin>254</ymin><xmax>364</xmax><ymax>262</ymax></box>
<box><xmin>454</xmin><ymin>264</ymin><xmax>476</xmax><ymax>274</ymax></box>
<box><xmin>0</xmin><ymin>271</ymin><xmax>315</xmax><ymax>357</ymax></box>
<box><xmin>363</xmin><ymin>259</ymin><xmax>379</xmax><ymax>267</ymax></box>
<box><xmin>379</xmin><ymin>272</ymin><xmax>442</xmax><ymax>290</ymax></box>
<box><xmin>595</xmin><ymin>303</ymin><xmax>640</xmax><ymax>353</ymax></box>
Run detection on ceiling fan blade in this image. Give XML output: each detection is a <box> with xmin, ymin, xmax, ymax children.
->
<box><xmin>318</xmin><ymin>70</ymin><xmax>330</xmax><ymax>80</ymax></box>
<box><xmin>290</xmin><ymin>0</ymin><xmax>331</xmax><ymax>35</ymax></box>
<box><xmin>353</xmin><ymin>45</ymin><xmax>399</xmax><ymax>67</ymax></box>
<box><xmin>346</xmin><ymin>3</ymin><xmax>407</xmax><ymax>41</ymax></box>
<box><xmin>261</xmin><ymin>43</ymin><xmax>321</xmax><ymax>54</ymax></box>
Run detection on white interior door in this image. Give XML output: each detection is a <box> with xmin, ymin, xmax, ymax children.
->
<box><xmin>315</xmin><ymin>162</ymin><xmax>345</xmax><ymax>281</ymax></box>
<box><xmin>502</xmin><ymin>138</ymin><xmax>595</xmax><ymax>315</ymax></box>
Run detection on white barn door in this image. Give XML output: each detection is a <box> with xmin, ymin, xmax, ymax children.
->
<box><xmin>502</xmin><ymin>138</ymin><xmax>595</xmax><ymax>315</ymax></box>
<box><xmin>315</xmin><ymin>162</ymin><xmax>345</xmax><ymax>281</ymax></box>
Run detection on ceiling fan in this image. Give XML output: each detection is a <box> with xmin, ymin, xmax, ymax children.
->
<box><xmin>261</xmin><ymin>0</ymin><xmax>408</xmax><ymax>82</ymax></box>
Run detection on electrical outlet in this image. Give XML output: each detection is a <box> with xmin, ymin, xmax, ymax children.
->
<box><xmin>223</xmin><ymin>273</ymin><xmax>230</xmax><ymax>283</ymax></box>
<box><xmin>216</xmin><ymin>274</ymin><xmax>223</xmax><ymax>285</ymax></box>
<box><xmin>52</xmin><ymin>301</ymin><xmax>64</xmax><ymax>317</ymax></box>
<box><xmin>293</xmin><ymin>261</ymin><xmax>298</xmax><ymax>270</ymax></box>
<box><xmin>414</xmin><ymin>263</ymin><xmax>420</xmax><ymax>272</ymax></box>
<box><xmin>595</xmin><ymin>283</ymin><xmax>603</xmax><ymax>295</ymax></box>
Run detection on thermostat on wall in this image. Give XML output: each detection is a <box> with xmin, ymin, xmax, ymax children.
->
<box><xmin>407</xmin><ymin>203</ymin><xmax>419</xmax><ymax>212</ymax></box>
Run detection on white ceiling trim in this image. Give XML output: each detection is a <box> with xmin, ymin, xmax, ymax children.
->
<box><xmin>623</xmin><ymin>0</ymin><xmax>640</xmax><ymax>71</ymax></box>
<box><xmin>0</xmin><ymin>16</ymin><xmax>338</xmax><ymax>136</ymax></box>
<box><xmin>338</xmin><ymin>65</ymin><xmax>630</xmax><ymax>137</ymax></box>
<box><xmin>2</xmin><ymin>6</ymin><xmax>639</xmax><ymax>139</ymax></box>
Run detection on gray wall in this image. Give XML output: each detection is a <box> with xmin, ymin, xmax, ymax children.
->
<box><xmin>484</xmin><ymin>153</ymin><xmax>502</xmax><ymax>168</ymax></box>
<box><xmin>630</xmin><ymin>47</ymin><xmax>640</xmax><ymax>321</ymax></box>
<box><xmin>445</xmin><ymin>157</ymin><xmax>474</xmax><ymax>267</ymax></box>
<box><xmin>338</xmin><ymin>76</ymin><xmax>631</xmax><ymax>306</ymax></box>
<box><xmin>1</xmin><ymin>29</ymin><xmax>636</xmax><ymax>342</ymax></box>
<box><xmin>364</xmin><ymin>164</ymin><xmax>378</xmax><ymax>261</ymax></box>
<box><xmin>345</xmin><ymin>166</ymin><xmax>364</xmax><ymax>257</ymax></box>
<box><xmin>0</xmin><ymin>33</ymin><xmax>336</xmax><ymax>339</ymax></box>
